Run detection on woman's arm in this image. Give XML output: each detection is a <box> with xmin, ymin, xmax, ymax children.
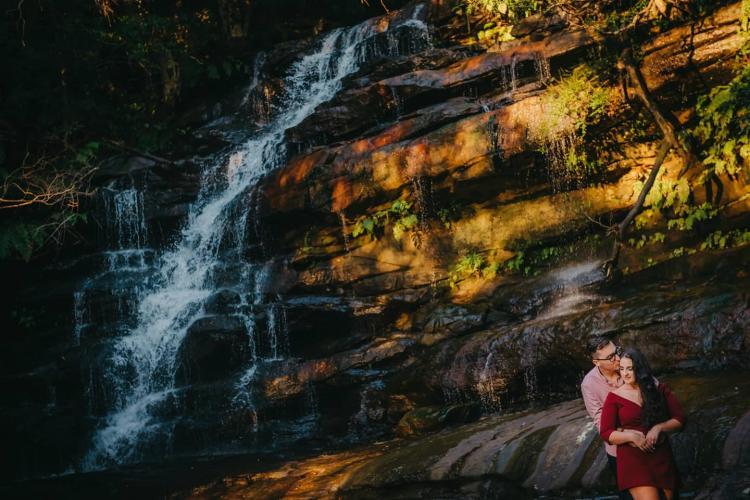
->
<box><xmin>645</xmin><ymin>417</ymin><xmax>682</xmax><ymax>447</ymax></box>
<box><xmin>607</xmin><ymin>429</ymin><xmax>651</xmax><ymax>449</ymax></box>
<box><xmin>600</xmin><ymin>395</ymin><xmax>653</xmax><ymax>451</ymax></box>
<box><xmin>645</xmin><ymin>383</ymin><xmax>686</xmax><ymax>446</ymax></box>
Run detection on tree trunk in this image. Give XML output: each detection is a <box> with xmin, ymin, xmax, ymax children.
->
<box><xmin>603</xmin><ymin>139</ymin><xmax>671</xmax><ymax>279</ymax></box>
<box><xmin>603</xmin><ymin>47</ymin><xmax>702</xmax><ymax>279</ymax></box>
<box><xmin>618</xmin><ymin>48</ymin><xmax>699</xmax><ymax>173</ymax></box>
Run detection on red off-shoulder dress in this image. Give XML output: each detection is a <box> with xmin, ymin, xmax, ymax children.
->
<box><xmin>600</xmin><ymin>383</ymin><xmax>686</xmax><ymax>491</ymax></box>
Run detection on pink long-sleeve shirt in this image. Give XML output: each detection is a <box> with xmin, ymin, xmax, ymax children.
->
<box><xmin>581</xmin><ymin>365</ymin><xmax>623</xmax><ymax>457</ymax></box>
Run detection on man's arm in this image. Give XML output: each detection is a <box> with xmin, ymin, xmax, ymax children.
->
<box><xmin>581</xmin><ymin>381</ymin><xmax>603</xmax><ymax>429</ymax></box>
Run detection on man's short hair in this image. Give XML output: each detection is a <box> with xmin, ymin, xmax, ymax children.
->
<box><xmin>587</xmin><ymin>335</ymin><xmax>611</xmax><ymax>356</ymax></box>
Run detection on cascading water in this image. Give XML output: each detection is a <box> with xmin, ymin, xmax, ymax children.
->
<box><xmin>241</xmin><ymin>52</ymin><xmax>273</xmax><ymax>126</ymax></box>
<box><xmin>476</xmin><ymin>346</ymin><xmax>502</xmax><ymax>412</ymax></box>
<box><xmin>74</xmin><ymin>184</ymin><xmax>151</xmax><ymax>345</ymax></box>
<box><xmin>104</xmin><ymin>186</ymin><xmax>148</xmax><ymax>251</ymax></box>
<box><xmin>536</xmin><ymin>261</ymin><xmax>604</xmax><ymax>320</ymax></box>
<box><xmin>543</xmin><ymin>130</ymin><xmax>583</xmax><ymax>192</ymax></box>
<box><xmin>533</xmin><ymin>52</ymin><xmax>551</xmax><ymax>84</ymax></box>
<box><xmin>80</xmin><ymin>5</ymin><xmax>433</xmax><ymax>470</ymax></box>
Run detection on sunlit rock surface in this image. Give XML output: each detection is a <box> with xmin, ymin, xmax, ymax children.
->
<box><xmin>173</xmin><ymin>372</ymin><xmax>750</xmax><ymax>499</ymax></box>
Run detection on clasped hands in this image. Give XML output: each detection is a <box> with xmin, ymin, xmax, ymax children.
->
<box><xmin>624</xmin><ymin>425</ymin><xmax>663</xmax><ymax>453</ymax></box>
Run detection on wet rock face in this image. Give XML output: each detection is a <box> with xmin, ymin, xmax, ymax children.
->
<box><xmin>695</xmin><ymin>409</ymin><xmax>750</xmax><ymax>500</ymax></box>
<box><xmin>511</xmin><ymin>13</ymin><xmax>567</xmax><ymax>39</ymax></box>
<box><xmin>426</xmin><ymin>280</ymin><xmax>750</xmax><ymax>408</ymax></box>
<box><xmin>395</xmin><ymin>403</ymin><xmax>481</xmax><ymax>437</ymax></box>
<box><xmin>176</xmin><ymin>315</ymin><xmax>252</xmax><ymax>385</ymax></box>
<box><xmin>175</xmin><ymin>372</ymin><xmax>750</xmax><ymax>499</ymax></box>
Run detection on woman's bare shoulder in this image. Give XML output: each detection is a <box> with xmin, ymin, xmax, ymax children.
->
<box><xmin>613</xmin><ymin>386</ymin><xmax>628</xmax><ymax>396</ymax></box>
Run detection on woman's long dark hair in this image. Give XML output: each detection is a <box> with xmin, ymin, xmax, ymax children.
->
<box><xmin>621</xmin><ymin>347</ymin><xmax>669</xmax><ymax>429</ymax></box>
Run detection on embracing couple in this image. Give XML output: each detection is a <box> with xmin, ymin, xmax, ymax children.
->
<box><xmin>581</xmin><ymin>337</ymin><xmax>686</xmax><ymax>500</ymax></box>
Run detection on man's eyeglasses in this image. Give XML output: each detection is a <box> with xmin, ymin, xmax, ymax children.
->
<box><xmin>593</xmin><ymin>346</ymin><xmax>622</xmax><ymax>362</ymax></box>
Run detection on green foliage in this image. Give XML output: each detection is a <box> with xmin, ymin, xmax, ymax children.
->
<box><xmin>563</xmin><ymin>147</ymin><xmax>606</xmax><ymax>178</ymax></box>
<box><xmin>351</xmin><ymin>218</ymin><xmax>375</xmax><ymax>238</ymax></box>
<box><xmin>392</xmin><ymin>214</ymin><xmax>418</xmax><ymax>241</ymax></box>
<box><xmin>538</xmin><ymin>246</ymin><xmax>562</xmax><ymax>261</ymax></box>
<box><xmin>0</xmin><ymin>0</ymin><xmax>261</xmax><ymax>261</ymax></box>
<box><xmin>619</xmin><ymin>108</ymin><xmax>656</xmax><ymax>143</ymax></box>
<box><xmin>350</xmin><ymin>199</ymin><xmax>419</xmax><ymax>241</ymax></box>
<box><xmin>1</xmin><ymin>0</ymin><xmax>252</xmax><ymax>159</ymax></box>
<box><xmin>10</xmin><ymin>308</ymin><xmax>38</xmax><ymax>330</ymax></box>
<box><xmin>458</xmin><ymin>0</ymin><xmax>546</xmax><ymax>21</ymax></box>
<box><xmin>632</xmin><ymin>173</ymin><xmax>693</xmax><ymax>229</ymax></box>
<box><xmin>455</xmin><ymin>251</ymin><xmax>486</xmax><ymax>276</ymax></box>
<box><xmin>0</xmin><ymin>223</ymin><xmax>47</xmax><ymax>261</ymax></box>
<box><xmin>74</xmin><ymin>141</ymin><xmax>101</xmax><ymax>166</ymax></box>
<box><xmin>539</xmin><ymin>65</ymin><xmax>612</xmax><ymax>139</ymax></box>
<box><xmin>437</xmin><ymin>203</ymin><xmax>461</xmax><ymax>229</ymax></box>
<box><xmin>0</xmin><ymin>210</ymin><xmax>89</xmax><ymax>261</ymax></box>
<box><xmin>742</xmin><ymin>0</ymin><xmax>750</xmax><ymax>56</ymax></box>
<box><xmin>700</xmin><ymin>229</ymin><xmax>750</xmax><ymax>250</ymax></box>
<box><xmin>482</xmin><ymin>262</ymin><xmax>501</xmax><ymax>279</ymax></box>
<box><xmin>532</xmin><ymin>64</ymin><xmax>612</xmax><ymax>179</ymax></box>
<box><xmin>644</xmin><ymin>176</ymin><xmax>692</xmax><ymax>210</ymax></box>
<box><xmin>666</xmin><ymin>202</ymin><xmax>718</xmax><ymax>231</ymax></box>
<box><xmin>504</xmin><ymin>250</ymin><xmax>530</xmax><ymax>275</ymax></box>
<box><xmin>627</xmin><ymin>232</ymin><xmax>665</xmax><ymax>249</ymax></box>
<box><xmin>602</xmin><ymin>0</ymin><xmax>649</xmax><ymax>32</ymax></box>
<box><xmin>449</xmin><ymin>250</ymin><xmax>501</xmax><ymax>288</ymax></box>
<box><xmin>476</xmin><ymin>24</ymin><xmax>514</xmax><ymax>44</ymax></box>
<box><xmin>693</xmin><ymin>66</ymin><xmax>750</xmax><ymax>181</ymax></box>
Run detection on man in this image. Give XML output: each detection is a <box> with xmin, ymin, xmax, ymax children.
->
<box><xmin>581</xmin><ymin>336</ymin><xmax>636</xmax><ymax>500</ymax></box>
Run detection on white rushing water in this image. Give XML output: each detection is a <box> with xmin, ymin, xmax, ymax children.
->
<box><xmin>74</xmin><ymin>184</ymin><xmax>151</xmax><ymax>346</ymax></box>
<box><xmin>536</xmin><ymin>261</ymin><xmax>604</xmax><ymax>320</ymax></box>
<box><xmin>82</xmin><ymin>6</ymin><xmax>431</xmax><ymax>470</ymax></box>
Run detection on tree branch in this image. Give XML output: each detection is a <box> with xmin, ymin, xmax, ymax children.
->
<box><xmin>618</xmin><ymin>48</ymin><xmax>697</xmax><ymax>170</ymax></box>
<box><xmin>603</xmin><ymin>139</ymin><xmax>671</xmax><ymax>278</ymax></box>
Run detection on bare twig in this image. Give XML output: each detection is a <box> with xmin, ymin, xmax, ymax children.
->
<box><xmin>582</xmin><ymin>212</ymin><xmax>613</xmax><ymax>231</ymax></box>
<box><xmin>0</xmin><ymin>149</ymin><xmax>98</xmax><ymax>210</ymax></box>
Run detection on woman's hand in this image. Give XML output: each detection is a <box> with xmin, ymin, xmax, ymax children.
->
<box><xmin>646</xmin><ymin>424</ymin><xmax>662</xmax><ymax>448</ymax></box>
<box><xmin>627</xmin><ymin>430</ymin><xmax>653</xmax><ymax>452</ymax></box>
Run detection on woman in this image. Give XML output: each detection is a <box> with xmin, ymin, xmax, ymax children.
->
<box><xmin>600</xmin><ymin>347</ymin><xmax>685</xmax><ymax>500</ymax></box>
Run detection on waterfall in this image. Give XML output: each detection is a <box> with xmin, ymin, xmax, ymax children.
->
<box><xmin>536</xmin><ymin>261</ymin><xmax>604</xmax><ymax>320</ymax></box>
<box><xmin>476</xmin><ymin>346</ymin><xmax>502</xmax><ymax>412</ymax></box>
<box><xmin>73</xmin><ymin>184</ymin><xmax>150</xmax><ymax>345</ymax></box>
<box><xmin>543</xmin><ymin>130</ymin><xmax>583</xmax><ymax>192</ymax></box>
<box><xmin>533</xmin><ymin>52</ymin><xmax>551</xmax><ymax>84</ymax></box>
<box><xmin>73</xmin><ymin>286</ymin><xmax>89</xmax><ymax>347</ymax></box>
<box><xmin>510</xmin><ymin>55</ymin><xmax>518</xmax><ymax>92</ymax></box>
<box><xmin>81</xmin><ymin>4</ymin><xmax>432</xmax><ymax>470</ymax></box>
<box><xmin>104</xmin><ymin>186</ymin><xmax>147</xmax><ymax>250</ymax></box>
<box><xmin>241</xmin><ymin>52</ymin><xmax>273</xmax><ymax>125</ymax></box>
